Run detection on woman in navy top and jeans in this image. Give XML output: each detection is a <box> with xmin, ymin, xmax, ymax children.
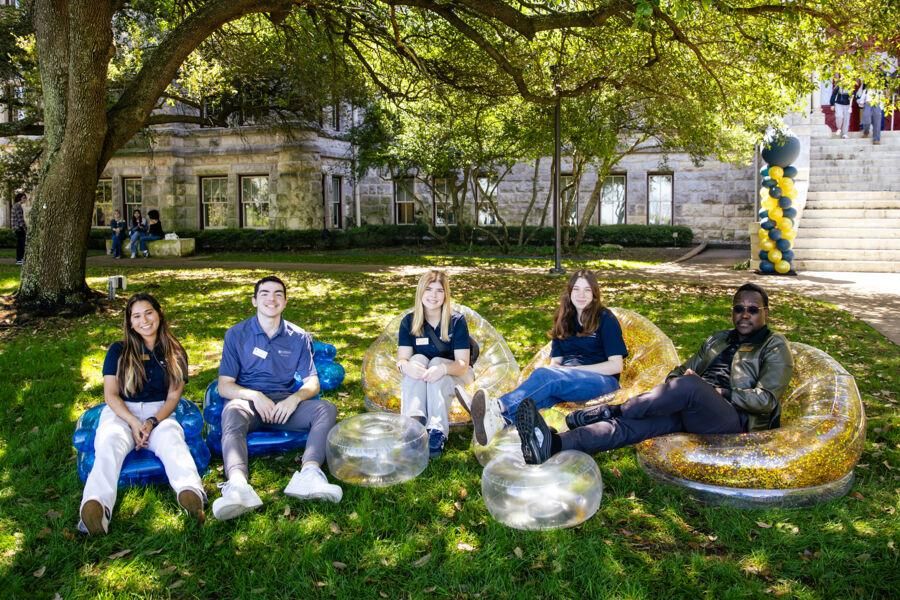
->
<box><xmin>78</xmin><ymin>293</ymin><xmax>205</xmax><ymax>535</ymax></box>
<box><xmin>396</xmin><ymin>270</ymin><xmax>473</xmax><ymax>457</ymax></box>
<box><xmin>461</xmin><ymin>269</ymin><xmax>627</xmax><ymax>446</ymax></box>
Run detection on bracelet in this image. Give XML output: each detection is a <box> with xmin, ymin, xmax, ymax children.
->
<box><xmin>145</xmin><ymin>416</ymin><xmax>160</xmax><ymax>428</ymax></box>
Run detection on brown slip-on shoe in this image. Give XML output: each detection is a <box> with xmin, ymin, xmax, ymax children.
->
<box><xmin>80</xmin><ymin>499</ymin><xmax>107</xmax><ymax>535</ymax></box>
<box><xmin>178</xmin><ymin>489</ymin><xmax>206</xmax><ymax>524</ymax></box>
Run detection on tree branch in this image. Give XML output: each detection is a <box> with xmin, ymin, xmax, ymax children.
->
<box><xmin>102</xmin><ymin>0</ymin><xmax>294</xmax><ymax>166</ymax></box>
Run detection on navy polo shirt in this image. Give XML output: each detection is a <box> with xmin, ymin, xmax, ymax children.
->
<box><xmin>102</xmin><ymin>341</ymin><xmax>179</xmax><ymax>403</ymax></box>
<box><xmin>219</xmin><ymin>316</ymin><xmax>317</xmax><ymax>401</ymax></box>
<box><xmin>551</xmin><ymin>310</ymin><xmax>628</xmax><ymax>377</ymax></box>
<box><xmin>398</xmin><ymin>311</ymin><xmax>470</xmax><ymax>360</ymax></box>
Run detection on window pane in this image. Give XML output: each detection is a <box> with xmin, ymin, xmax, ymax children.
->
<box><xmin>476</xmin><ymin>177</ymin><xmax>497</xmax><ymax>225</ymax></box>
<box><xmin>648</xmin><ymin>174</ymin><xmax>672</xmax><ymax>225</ymax></box>
<box><xmin>331</xmin><ymin>175</ymin><xmax>342</xmax><ymax>228</ymax></box>
<box><xmin>433</xmin><ymin>179</ymin><xmax>456</xmax><ymax>226</ymax></box>
<box><xmin>124</xmin><ymin>178</ymin><xmax>142</xmax><ymax>218</ymax></box>
<box><xmin>202</xmin><ymin>177</ymin><xmax>228</xmax><ymax>228</ymax></box>
<box><xmin>395</xmin><ymin>178</ymin><xmax>416</xmax><ymax>225</ymax></box>
<box><xmin>600</xmin><ymin>175</ymin><xmax>626</xmax><ymax>225</ymax></box>
<box><xmin>241</xmin><ymin>176</ymin><xmax>269</xmax><ymax>229</ymax></box>
<box><xmin>93</xmin><ymin>180</ymin><xmax>113</xmax><ymax>227</ymax></box>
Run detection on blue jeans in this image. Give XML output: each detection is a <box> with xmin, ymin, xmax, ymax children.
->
<box><xmin>498</xmin><ymin>366</ymin><xmax>620</xmax><ymax>422</ymax></box>
<box><xmin>135</xmin><ymin>233</ymin><xmax>162</xmax><ymax>254</ymax></box>
<box><xmin>111</xmin><ymin>232</ymin><xmax>123</xmax><ymax>257</ymax></box>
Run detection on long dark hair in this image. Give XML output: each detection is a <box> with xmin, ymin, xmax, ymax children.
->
<box><xmin>549</xmin><ymin>269</ymin><xmax>607</xmax><ymax>339</ymax></box>
<box><xmin>118</xmin><ymin>293</ymin><xmax>187</xmax><ymax>397</ymax></box>
<box><xmin>131</xmin><ymin>209</ymin><xmax>143</xmax><ymax>228</ymax></box>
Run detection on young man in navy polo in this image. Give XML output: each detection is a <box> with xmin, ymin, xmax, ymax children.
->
<box><xmin>212</xmin><ymin>276</ymin><xmax>341</xmax><ymax>520</ymax></box>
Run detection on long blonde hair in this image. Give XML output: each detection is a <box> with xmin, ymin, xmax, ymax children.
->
<box><xmin>118</xmin><ymin>293</ymin><xmax>187</xmax><ymax>397</ymax></box>
<box><xmin>411</xmin><ymin>270</ymin><xmax>452</xmax><ymax>341</ymax></box>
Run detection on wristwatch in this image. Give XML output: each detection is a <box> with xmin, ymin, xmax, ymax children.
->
<box><xmin>145</xmin><ymin>416</ymin><xmax>160</xmax><ymax>428</ymax></box>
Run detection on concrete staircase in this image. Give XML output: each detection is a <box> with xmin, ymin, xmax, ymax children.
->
<box><xmin>794</xmin><ymin>131</ymin><xmax>900</xmax><ymax>272</ymax></box>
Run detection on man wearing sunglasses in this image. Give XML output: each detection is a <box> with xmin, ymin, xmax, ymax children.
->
<box><xmin>516</xmin><ymin>283</ymin><xmax>794</xmax><ymax>464</ymax></box>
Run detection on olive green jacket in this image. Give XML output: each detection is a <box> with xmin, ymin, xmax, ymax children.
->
<box><xmin>666</xmin><ymin>328</ymin><xmax>793</xmax><ymax>432</ymax></box>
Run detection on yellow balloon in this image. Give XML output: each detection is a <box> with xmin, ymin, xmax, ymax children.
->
<box><xmin>763</xmin><ymin>197</ymin><xmax>777</xmax><ymax>211</ymax></box>
<box><xmin>768</xmin><ymin>249</ymin><xmax>783</xmax><ymax>263</ymax></box>
<box><xmin>768</xmin><ymin>166</ymin><xmax>784</xmax><ymax>179</ymax></box>
<box><xmin>769</xmin><ymin>206</ymin><xmax>784</xmax><ymax>220</ymax></box>
<box><xmin>761</xmin><ymin>238</ymin><xmax>776</xmax><ymax>252</ymax></box>
<box><xmin>782</xmin><ymin>229</ymin><xmax>797</xmax><ymax>241</ymax></box>
<box><xmin>778</xmin><ymin>218</ymin><xmax>794</xmax><ymax>231</ymax></box>
<box><xmin>759</xmin><ymin>187</ymin><xmax>771</xmax><ymax>200</ymax></box>
<box><xmin>775</xmin><ymin>260</ymin><xmax>791</xmax><ymax>274</ymax></box>
<box><xmin>784</xmin><ymin>188</ymin><xmax>798</xmax><ymax>200</ymax></box>
<box><xmin>758</xmin><ymin>227</ymin><xmax>769</xmax><ymax>239</ymax></box>
<box><xmin>781</xmin><ymin>178</ymin><xmax>795</xmax><ymax>192</ymax></box>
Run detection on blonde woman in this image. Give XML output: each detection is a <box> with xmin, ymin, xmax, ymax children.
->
<box><xmin>396</xmin><ymin>270</ymin><xmax>474</xmax><ymax>457</ymax></box>
<box><xmin>78</xmin><ymin>293</ymin><xmax>205</xmax><ymax>534</ymax></box>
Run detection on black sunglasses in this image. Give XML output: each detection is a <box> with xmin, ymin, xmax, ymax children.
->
<box><xmin>732</xmin><ymin>305</ymin><xmax>763</xmax><ymax>315</ymax></box>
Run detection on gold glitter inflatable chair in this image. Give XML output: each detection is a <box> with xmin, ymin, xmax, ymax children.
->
<box><xmin>518</xmin><ymin>307</ymin><xmax>681</xmax><ymax>410</ymax></box>
<box><xmin>637</xmin><ymin>343</ymin><xmax>866</xmax><ymax>507</ymax></box>
<box><xmin>362</xmin><ymin>304</ymin><xmax>520</xmax><ymax>426</ymax></box>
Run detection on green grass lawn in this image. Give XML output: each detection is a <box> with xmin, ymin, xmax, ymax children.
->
<box><xmin>199</xmin><ymin>245</ymin><xmax>686</xmax><ymax>270</ymax></box>
<box><xmin>0</xmin><ymin>264</ymin><xmax>897</xmax><ymax>598</ymax></box>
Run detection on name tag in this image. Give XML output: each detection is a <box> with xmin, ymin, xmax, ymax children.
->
<box><xmin>415</xmin><ymin>338</ymin><xmax>429</xmax><ymax>346</ymax></box>
<box><xmin>252</xmin><ymin>347</ymin><xmax>269</xmax><ymax>359</ymax></box>
<box><xmin>738</xmin><ymin>345</ymin><xmax>755</xmax><ymax>352</ymax></box>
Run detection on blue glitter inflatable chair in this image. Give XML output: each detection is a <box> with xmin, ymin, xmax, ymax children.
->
<box><xmin>204</xmin><ymin>340</ymin><xmax>345</xmax><ymax>455</ymax></box>
<box><xmin>73</xmin><ymin>398</ymin><xmax>210</xmax><ymax>487</ymax></box>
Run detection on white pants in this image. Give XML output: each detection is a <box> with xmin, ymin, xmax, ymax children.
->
<box><xmin>834</xmin><ymin>103</ymin><xmax>850</xmax><ymax>136</ymax></box>
<box><xmin>400</xmin><ymin>355</ymin><xmax>474</xmax><ymax>436</ymax></box>
<box><xmin>79</xmin><ymin>401</ymin><xmax>205</xmax><ymax>529</ymax></box>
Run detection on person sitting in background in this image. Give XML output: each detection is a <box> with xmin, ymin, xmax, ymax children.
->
<box><xmin>137</xmin><ymin>209</ymin><xmax>165</xmax><ymax>258</ymax></box>
<box><xmin>128</xmin><ymin>209</ymin><xmax>147</xmax><ymax>259</ymax></box>
<box><xmin>110</xmin><ymin>209</ymin><xmax>125</xmax><ymax>259</ymax></box>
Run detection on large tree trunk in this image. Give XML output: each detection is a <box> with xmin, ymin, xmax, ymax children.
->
<box><xmin>18</xmin><ymin>1</ymin><xmax>112</xmax><ymax>313</ymax></box>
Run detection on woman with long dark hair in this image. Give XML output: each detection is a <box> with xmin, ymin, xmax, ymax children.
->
<box><xmin>128</xmin><ymin>208</ymin><xmax>147</xmax><ymax>259</ymax></box>
<box><xmin>396</xmin><ymin>270</ymin><xmax>473</xmax><ymax>457</ymax></box>
<box><xmin>78</xmin><ymin>293</ymin><xmax>205</xmax><ymax>534</ymax></box>
<box><xmin>459</xmin><ymin>269</ymin><xmax>627</xmax><ymax>446</ymax></box>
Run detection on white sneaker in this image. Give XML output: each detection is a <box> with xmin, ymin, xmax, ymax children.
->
<box><xmin>284</xmin><ymin>467</ymin><xmax>343</xmax><ymax>503</ymax></box>
<box><xmin>211</xmin><ymin>480</ymin><xmax>263</xmax><ymax>521</ymax></box>
<box><xmin>471</xmin><ymin>389</ymin><xmax>506</xmax><ymax>446</ymax></box>
<box><xmin>454</xmin><ymin>384</ymin><xmax>473</xmax><ymax>416</ymax></box>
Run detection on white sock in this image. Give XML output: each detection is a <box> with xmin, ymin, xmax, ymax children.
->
<box><xmin>228</xmin><ymin>471</ymin><xmax>248</xmax><ymax>486</ymax></box>
<box><xmin>301</xmin><ymin>463</ymin><xmax>321</xmax><ymax>474</ymax></box>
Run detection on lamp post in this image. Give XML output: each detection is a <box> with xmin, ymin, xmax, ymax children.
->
<box><xmin>549</xmin><ymin>87</ymin><xmax>565</xmax><ymax>275</ymax></box>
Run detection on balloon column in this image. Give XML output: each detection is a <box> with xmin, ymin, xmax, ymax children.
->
<box><xmin>757</xmin><ymin>135</ymin><xmax>801</xmax><ymax>275</ymax></box>
<box><xmin>302</xmin><ymin>340</ymin><xmax>346</xmax><ymax>392</ymax></box>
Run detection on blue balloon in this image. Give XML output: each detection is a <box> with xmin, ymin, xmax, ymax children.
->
<box><xmin>778</xmin><ymin>196</ymin><xmax>792</xmax><ymax>209</ymax></box>
<box><xmin>760</xmin><ymin>166</ymin><xmax>770</xmax><ymax>178</ymax></box>
<box><xmin>769</xmin><ymin>186</ymin><xmax>783</xmax><ymax>199</ymax></box>
<box><xmin>312</xmin><ymin>340</ymin><xmax>337</xmax><ymax>360</ymax></box>
<box><xmin>768</xmin><ymin>229</ymin><xmax>783</xmax><ymax>241</ymax></box>
<box><xmin>761</xmin><ymin>219</ymin><xmax>776</xmax><ymax>230</ymax></box>
<box><xmin>783</xmin><ymin>166</ymin><xmax>798</xmax><ymax>178</ymax></box>
<box><xmin>758</xmin><ymin>209</ymin><xmax>769</xmax><ymax>220</ymax></box>
<box><xmin>762</xmin><ymin>178</ymin><xmax>777</xmax><ymax>188</ymax></box>
<box><xmin>776</xmin><ymin>238</ymin><xmax>792</xmax><ymax>252</ymax></box>
<box><xmin>316</xmin><ymin>360</ymin><xmax>346</xmax><ymax>391</ymax></box>
<box><xmin>781</xmin><ymin>250</ymin><xmax>794</xmax><ymax>262</ymax></box>
<box><xmin>783</xmin><ymin>207</ymin><xmax>797</xmax><ymax>219</ymax></box>
<box><xmin>759</xmin><ymin>250</ymin><xmax>769</xmax><ymax>261</ymax></box>
<box><xmin>74</xmin><ymin>399</ymin><xmax>210</xmax><ymax>486</ymax></box>
<box><xmin>760</xmin><ymin>261</ymin><xmax>776</xmax><ymax>273</ymax></box>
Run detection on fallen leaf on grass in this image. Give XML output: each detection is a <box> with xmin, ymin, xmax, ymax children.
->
<box><xmin>412</xmin><ymin>553</ymin><xmax>431</xmax><ymax>567</ymax></box>
<box><xmin>338</xmin><ymin>392</ymin><xmax>349</xmax><ymax>398</ymax></box>
<box><xmin>36</xmin><ymin>527</ymin><xmax>52</xmax><ymax>539</ymax></box>
<box><xmin>776</xmin><ymin>522</ymin><xmax>799</xmax><ymax>534</ymax></box>
<box><xmin>316</xmin><ymin>582</ymin><xmax>327</xmax><ymax>588</ymax></box>
<box><xmin>158</xmin><ymin>565</ymin><xmax>177</xmax><ymax>576</ymax></box>
<box><xmin>453</xmin><ymin>501</ymin><xmax>463</xmax><ymax>511</ymax></box>
<box><xmin>283</xmin><ymin>506</ymin><xmax>291</xmax><ymax>518</ymax></box>
<box><xmin>45</xmin><ymin>510</ymin><xmax>61</xmax><ymax>519</ymax></box>
<box><xmin>610</xmin><ymin>466</ymin><xmax>622</xmax><ymax>478</ymax></box>
<box><xmin>32</xmin><ymin>566</ymin><xmax>46</xmax><ymax>578</ymax></box>
<box><xmin>851</xmin><ymin>492</ymin><xmax>865</xmax><ymax>501</ymax></box>
<box><xmin>53</xmin><ymin>594</ymin><xmax>61</xmax><ymax>600</ymax></box>
<box><xmin>108</xmin><ymin>549</ymin><xmax>132</xmax><ymax>560</ymax></box>
<box><xmin>456</xmin><ymin>542</ymin><xmax>476</xmax><ymax>552</ymax></box>
<box><xmin>424</xmin><ymin>587</ymin><xmax>436</xmax><ymax>593</ymax></box>
<box><xmin>62</xmin><ymin>528</ymin><xmax>75</xmax><ymax>541</ymax></box>
<box><xmin>883</xmin><ymin>460</ymin><xmax>894</xmax><ymax>471</ymax></box>
<box><xmin>755</xmin><ymin>521</ymin><xmax>772</xmax><ymax>529</ymax></box>
<box><xmin>379</xmin><ymin>592</ymin><xmax>388</xmax><ymax>598</ymax></box>
<box><xmin>513</xmin><ymin>547</ymin><xmax>524</xmax><ymax>559</ymax></box>
<box><xmin>169</xmin><ymin>580</ymin><xmax>184</xmax><ymax>590</ymax></box>
<box><xmin>332</xmin><ymin>561</ymin><xmax>347</xmax><ymax>570</ymax></box>
<box><xmin>144</xmin><ymin>548</ymin><xmax>163</xmax><ymax>555</ymax></box>
<box><xmin>329</xmin><ymin>522</ymin><xmax>342</xmax><ymax>534</ymax></box>
<box><xmin>458</xmin><ymin>488</ymin><xmax>468</xmax><ymax>500</ymax></box>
